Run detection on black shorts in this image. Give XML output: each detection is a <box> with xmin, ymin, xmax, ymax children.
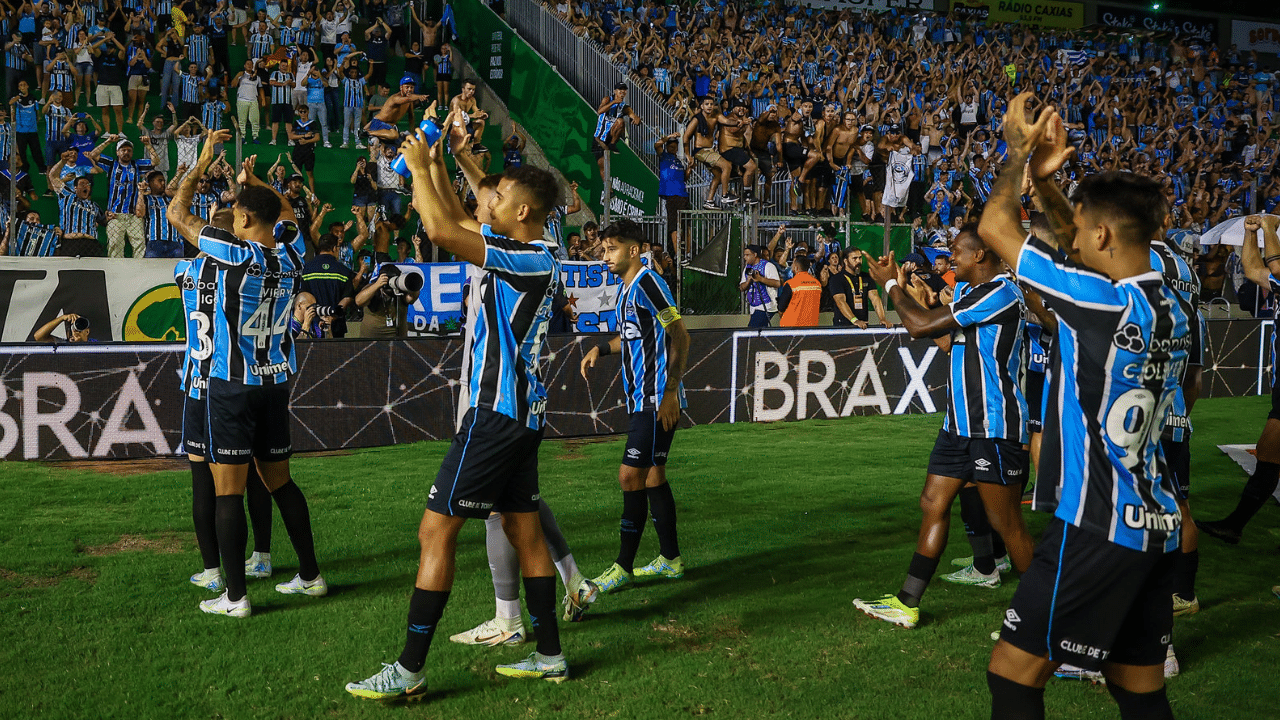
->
<box><xmin>1026</xmin><ymin>370</ymin><xmax>1046</xmax><ymax>434</ymax></box>
<box><xmin>1161</xmin><ymin>436</ymin><xmax>1191</xmax><ymax>499</ymax></box>
<box><xmin>927</xmin><ymin>428</ymin><xmax>1028</xmax><ymax>486</ymax></box>
<box><xmin>782</xmin><ymin>142</ymin><xmax>808</xmax><ymax>171</ymax></box>
<box><xmin>271</xmin><ymin>103</ymin><xmax>294</xmax><ymax>123</ymax></box>
<box><xmin>292</xmin><ymin>146</ymin><xmax>316</xmax><ymax>171</ymax></box>
<box><xmin>623</xmin><ymin>410</ymin><xmax>677</xmax><ymax>468</ymax></box>
<box><xmin>591</xmin><ymin>137</ymin><xmax>617</xmax><ymax>159</ymax></box>
<box><xmin>753</xmin><ymin>150</ymin><xmax>773</xmax><ymax>177</ymax></box>
<box><xmin>721</xmin><ymin>146</ymin><xmax>753</xmax><ymax>170</ymax></box>
<box><xmin>1000</xmin><ymin>518</ymin><xmax>1175</xmax><ymax>671</ymax></box>
<box><xmin>206</xmin><ymin>378</ymin><xmax>293</xmax><ymax>464</ymax></box>
<box><xmin>182</xmin><ymin>393</ymin><xmax>207</xmax><ymax>457</ymax></box>
<box><xmin>426</xmin><ymin>407</ymin><xmax>543</xmax><ymax>518</ymax></box>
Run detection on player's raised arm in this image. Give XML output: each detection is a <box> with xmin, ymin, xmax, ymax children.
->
<box><xmin>978</xmin><ymin>92</ymin><xmax>1054</xmax><ymax>271</ymax></box>
<box><xmin>866</xmin><ymin>251</ymin><xmax>956</xmax><ymax>339</ymax></box>
<box><xmin>170</xmin><ymin>129</ymin><xmax>232</xmax><ymax>242</ymax></box>
<box><xmin>400</xmin><ymin>125</ymin><xmax>487</xmax><ymax>266</ymax></box>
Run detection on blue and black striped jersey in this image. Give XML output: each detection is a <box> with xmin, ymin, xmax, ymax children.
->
<box><xmin>943</xmin><ymin>275</ymin><xmax>1027</xmax><ymax>443</ymax></box>
<box><xmin>1019</xmin><ymin>236</ymin><xmax>1190</xmax><ymax>553</ymax></box>
<box><xmin>457</xmin><ymin>227</ymin><xmax>560</xmax><ymax>431</ymax></box>
<box><xmin>1026</xmin><ymin>322</ymin><xmax>1050</xmax><ymax>375</ymax></box>
<box><xmin>1150</xmin><ymin>240</ymin><xmax>1202</xmax><ymax>443</ymax></box>
<box><xmin>175</xmin><ymin>257</ymin><xmax>221</xmax><ymax>400</ymax></box>
<box><xmin>198</xmin><ymin>221</ymin><xmax>306</xmax><ymax>386</ymax></box>
<box><xmin>617</xmin><ymin>266</ymin><xmax>686</xmax><ymax>413</ymax></box>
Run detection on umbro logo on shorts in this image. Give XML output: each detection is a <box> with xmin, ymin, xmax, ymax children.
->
<box><xmin>626</xmin><ymin>448</ymin><xmax>641</xmax><ymax>458</ymax></box>
<box><xmin>429</xmin><ymin>485</ymin><xmax>438</xmax><ymax>500</ymax></box>
<box><xmin>1003</xmin><ymin>609</ymin><xmax>1021</xmax><ymax>631</ymax></box>
<box><xmin>974</xmin><ymin>458</ymin><xmax>991</xmax><ymax>470</ymax></box>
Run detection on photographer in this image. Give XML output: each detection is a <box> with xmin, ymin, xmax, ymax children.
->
<box><xmin>355</xmin><ymin>263</ymin><xmax>421</xmax><ymax>338</ymax></box>
<box><xmin>301</xmin><ymin>228</ymin><xmax>362</xmax><ymax>338</ymax></box>
<box><xmin>291</xmin><ymin>292</ymin><xmax>332</xmax><ymax>339</ymax></box>
<box><xmin>739</xmin><ymin>244</ymin><xmax>780</xmax><ymax>328</ymax></box>
<box><xmin>32</xmin><ymin>313</ymin><xmax>92</xmax><ymax>343</ymax></box>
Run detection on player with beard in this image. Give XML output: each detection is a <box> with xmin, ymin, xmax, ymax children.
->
<box><xmin>580</xmin><ymin>219</ymin><xmax>691</xmax><ymax>596</ymax></box>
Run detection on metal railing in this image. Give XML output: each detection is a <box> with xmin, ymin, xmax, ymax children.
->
<box><xmin>505</xmin><ymin>0</ymin><xmax>684</xmax><ymax>178</ymax></box>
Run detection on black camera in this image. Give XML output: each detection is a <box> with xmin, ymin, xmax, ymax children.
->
<box><xmin>72</xmin><ymin>317</ymin><xmax>90</xmax><ymax>331</ymax></box>
<box><xmin>313</xmin><ymin>305</ymin><xmax>338</xmax><ymax>318</ymax></box>
<box><xmin>376</xmin><ymin>264</ymin><xmax>424</xmax><ymax>296</ymax></box>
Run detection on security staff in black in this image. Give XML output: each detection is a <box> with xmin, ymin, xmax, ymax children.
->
<box><xmin>300</xmin><ymin>233</ymin><xmax>357</xmax><ymax>337</ymax></box>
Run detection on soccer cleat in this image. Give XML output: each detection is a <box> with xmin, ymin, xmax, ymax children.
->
<box><xmin>1172</xmin><ymin>593</ymin><xmax>1199</xmax><ymax>617</ymax></box>
<box><xmin>941</xmin><ymin>564</ymin><xmax>1001</xmax><ymax>588</ymax></box>
<box><xmin>1195</xmin><ymin>519</ymin><xmax>1241</xmax><ymax>545</ymax></box>
<box><xmin>245</xmin><ymin>554</ymin><xmax>272</xmax><ymax>579</ymax></box>
<box><xmin>852</xmin><ymin>594</ymin><xmax>919</xmax><ymax>629</ymax></box>
<box><xmin>562</xmin><ymin>578</ymin><xmax>599</xmax><ymax>623</ymax></box>
<box><xmin>323</xmin><ymin>141</ymin><xmax>332</xmax><ymax>148</ymax></box>
<box><xmin>199</xmin><ymin>591</ymin><xmax>251</xmax><ymax>618</ymax></box>
<box><xmin>590</xmin><ymin>563</ymin><xmax>633</xmax><ymax>595</ymax></box>
<box><xmin>1164</xmin><ymin>645</ymin><xmax>1179</xmax><ymax>678</ymax></box>
<box><xmin>345</xmin><ymin>662</ymin><xmax>427</xmax><ymax>701</ymax></box>
<box><xmin>448</xmin><ymin>617</ymin><xmax>525</xmax><ymax>646</ymax></box>
<box><xmin>951</xmin><ymin>555</ymin><xmax>1012</xmax><ymax>572</ymax></box>
<box><xmin>275</xmin><ymin>573</ymin><xmax>328</xmax><ymax>597</ymax></box>
<box><xmin>495</xmin><ymin>652</ymin><xmax>569</xmax><ymax>683</ymax></box>
<box><xmin>190</xmin><ymin>568</ymin><xmax>223</xmax><ymax>592</ymax></box>
<box><xmin>633</xmin><ymin>555</ymin><xmax>684</xmax><ymax>580</ymax></box>
<box><xmin>1054</xmin><ymin>663</ymin><xmax>1104</xmax><ymax>683</ymax></box>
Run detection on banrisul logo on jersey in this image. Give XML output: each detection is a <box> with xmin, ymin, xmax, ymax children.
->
<box><xmin>123</xmin><ymin>284</ymin><xmax>186</xmax><ymax>342</ymax></box>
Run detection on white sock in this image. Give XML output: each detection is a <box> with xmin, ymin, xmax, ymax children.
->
<box><xmin>554</xmin><ymin>555</ymin><xmax>580</xmax><ymax>589</ymax></box>
<box><xmin>496</xmin><ymin>598</ymin><xmax>521</xmax><ymax>620</ymax></box>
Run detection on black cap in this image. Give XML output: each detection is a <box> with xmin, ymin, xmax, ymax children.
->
<box><xmin>888</xmin><ymin>123</ymin><xmax>902</xmax><ymax>134</ymax></box>
<box><xmin>614</xmin><ymin>82</ymin><xmax>628</xmax><ymax>91</ymax></box>
<box><xmin>288</xmin><ymin>173</ymin><xmax>304</xmax><ymax>182</ymax></box>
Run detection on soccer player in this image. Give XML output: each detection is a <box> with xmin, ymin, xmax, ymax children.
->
<box><xmin>1198</xmin><ymin>214</ymin><xmax>1280</xmax><ymax>545</ymax></box>
<box><xmin>168</xmin><ymin>130</ymin><xmax>326</xmax><ymax>618</ymax></box>
<box><xmin>345</xmin><ymin>118</ymin><xmax>568</xmax><ymax>701</ymax></box>
<box><xmin>851</xmin><ymin>224</ymin><xmax>1033</xmax><ymax>629</ymax></box>
<box><xmin>978</xmin><ymin>93</ymin><xmax>1190</xmax><ymax>720</ymax></box>
<box><xmin>579</xmin><ymin>219</ymin><xmax>690</xmax><ymax>596</ymax></box>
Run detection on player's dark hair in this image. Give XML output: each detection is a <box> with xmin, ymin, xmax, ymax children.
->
<box><xmin>602</xmin><ymin>219</ymin><xmax>644</xmax><ymax>246</ymax></box>
<box><xmin>316</xmin><ymin>232</ymin><xmax>340</xmax><ymax>252</ymax></box>
<box><xmin>478</xmin><ymin>174</ymin><xmax>502</xmax><ymax>191</ymax></box>
<box><xmin>1028</xmin><ymin>211</ymin><xmax>1053</xmax><ymax>242</ymax></box>
<box><xmin>1071</xmin><ymin>171</ymin><xmax>1168</xmax><ymax>246</ymax></box>
<box><xmin>793</xmin><ymin>254</ymin><xmax>812</xmax><ymax>272</ymax></box>
<box><xmin>146</xmin><ymin>170</ymin><xmax>165</xmax><ymax>183</ymax></box>
<box><xmin>234</xmin><ymin>185</ymin><xmax>283</xmax><ymax>224</ymax></box>
<box><xmin>502</xmin><ymin>165</ymin><xmax>559</xmax><ymax>217</ymax></box>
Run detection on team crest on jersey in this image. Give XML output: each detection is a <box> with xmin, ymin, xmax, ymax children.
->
<box><xmin>620</xmin><ymin>320</ymin><xmax>643</xmax><ymax>341</ymax></box>
<box><xmin>1113</xmin><ymin>323</ymin><xmax>1146</xmax><ymax>354</ymax></box>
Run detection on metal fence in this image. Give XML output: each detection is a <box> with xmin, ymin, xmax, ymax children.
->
<box><xmin>505</xmin><ymin>0</ymin><xmax>685</xmax><ymax>179</ymax></box>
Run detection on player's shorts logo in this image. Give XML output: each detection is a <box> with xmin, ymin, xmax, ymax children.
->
<box><xmin>974</xmin><ymin>457</ymin><xmax>991</xmax><ymax>470</ymax></box>
<box><xmin>1003</xmin><ymin>609</ymin><xmax>1020</xmax><ymax>631</ymax></box>
<box><xmin>1113</xmin><ymin>323</ymin><xmax>1146</xmax><ymax>354</ymax></box>
<box><xmin>429</xmin><ymin>485</ymin><xmax>438</xmax><ymax>500</ymax></box>
<box><xmin>626</xmin><ymin>447</ymin><xmax>641</xmax><ymax>458</ymax></box>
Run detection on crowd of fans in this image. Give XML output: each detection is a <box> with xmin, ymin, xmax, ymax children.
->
<box><xmin>564</xmin><ymin>0</ymin><xmax>1279</xmax><ymax>240</ymax></box>
<box><xmin>0</xmin><ymin>0</ymin><xmax>458</xmax><ymax>261</ymax></box>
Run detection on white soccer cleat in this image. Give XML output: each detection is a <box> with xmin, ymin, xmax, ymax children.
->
<box><xmin>1164</xmin><ymin>645</ymin><xmax>1179</xmax><ymax>678</ymax></box>
<box><xmin>448</xmin><ymin>616</ymin><xmax>525</xmax><ymax>646</ymax></box>
<box><xmin>275</xmin><ymin>573</ymin><xmax>328</xmax><ymax>597</ymax></box>
<box><xmin>941</xmin><ymin>564</ymin><xmax>1001</xmax><ymax>588</ymax></box>
<box><xmin>245</xmin><ymin>553</ymin><xmax>272</xmax><ymax>579</ymax></box>
<box><xmin>189</xmin><ymin>568</ymin><xmax>223</xmax><ymax>592</ymax></box>
<box><xmin>200</xmin><ymin>591</ymin><xmax>251</xmax><ymax>618</ymax></box>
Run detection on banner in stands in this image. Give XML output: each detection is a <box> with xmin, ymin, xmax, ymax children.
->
<box><xmin>803</xmin><ymin>0</ymin><xmax>927</xmax><ymax>10</ymax></box>
<box><xmin>0</xmin><ymin>320</ymin><xmax>1268</xmax><ymax>461</ymax></box>
<box><xmin>1232</xmin><ymin>21</ymin><xmax>1280</xmax><ymax>54</ymax></box>
<box><xmin>0</xmin><ymin>258</ymin><xmax>181</xmax><ymax>344</ymax></box>
<box><xmin>400</xmin><ymin>262</ymin><xmax>468</xmax><ymax>336</ymax></box>
<box><xmin>561</xmin><ymin>260</ymin><xmax>626</xmax><ymax>333</ymax></box>
<box><xmin>987</xmin><ymin>0</ymin><xmax>1083</xmax><ymax>29</ymax></box>
<box><xmin>1095</xmin><ymin>5</ymin><xmax>1218</xmax><ymax>43</ymax></box>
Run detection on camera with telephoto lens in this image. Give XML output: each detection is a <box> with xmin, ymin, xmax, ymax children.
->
<box><xmin>313</xmin><ymin>305</ymin><xmax>339</xmax><ymax>318</ymax></box>
<box><xmin>375</xmin><ymin>264</ymin><xmax>424</xmax><ymax>296</ymax></box>
<box><xmin>72</xmin><ymin>317</ymin><xmax>90</xmax><ymax>331</ymax></box>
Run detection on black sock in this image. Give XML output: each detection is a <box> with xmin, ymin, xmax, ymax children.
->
<box><xmin>191</xmin><ymin>461</ymin><xmax>220</xmax><ymax>570</ymax></box>
<box><xmin>1224</xmin><ymin>460</ymin><xmax>1280</xmax><ymax>529</ymax></box>
<box><xmin>523</xmin><ymin>575</ymin><xmax>562</xmax><ymax>657</ymax></box>
<box><xmin>214</xmin><ymin>495</ymin><xmax>248</xmax><ymax>601</ymax></box>
<box><xmin>398</xmin><ymin>588</ymin><xmax>450</xmax><ymax>673</ymax></box>
<box><xmin>245</xmin><ymin>465</ymin><xmax>273</xmax><ymax>555</ymax></box>
<box><xmin>1175</xmin><ymin>548</ymin><xmax>1198</xmax><ymax>599</ymax></box>
<box><xmin>1107</xmin><ymin>682</ymin><xmax>1174</xmax><ymax>720</ymax></box>
<box><xmin>897</xmin><ymin>553</ymin><xmax>939</xmax><ymax>608</ymax></box>
<box><xmin>960</xmin><ymin>486</ymin><xmax>997</xmax><ymax>575</ymax></box>
<box><xmin>992</xmin><ymin>532</ymin><xmax>1007</xmax><ymax>562</ymax></box>
<box><xmin>616</xmin><ymin>489</ymin><xmax>648</xmax><ymax>573</ymax></box>
<box><xmin>272</xmin><ymin>480</ymin><xmax>320</xmax><ymax>581</ymax></box>
<box><xmin>987</xmin><ymin>671</ymin><xmax>1046</xmax><ymax>720</ymax></box>
<box><xmin>647</xmin><ymin>482</ymin><xmax>681</xmax><ymax>560</ymax></box>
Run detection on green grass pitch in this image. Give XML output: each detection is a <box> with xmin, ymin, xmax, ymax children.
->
<box><xmin>1</xmin><ymin>396</ymin><xmax>1278</xmax><ymax>719</ymax></box>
